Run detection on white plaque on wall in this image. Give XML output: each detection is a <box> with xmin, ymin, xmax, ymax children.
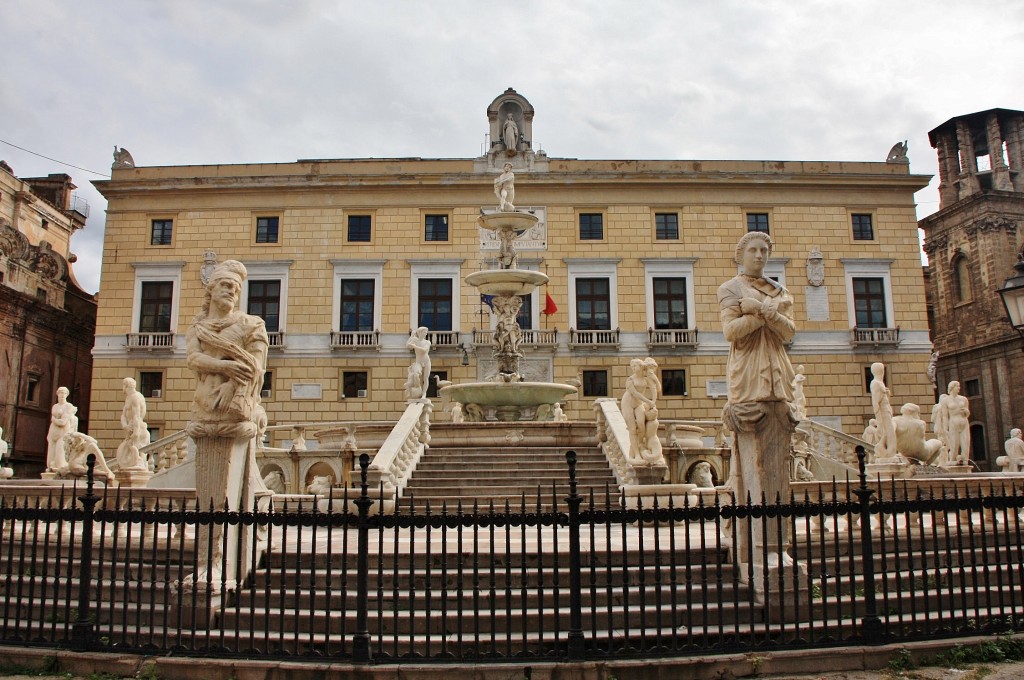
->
<box><xmin>291</xmin><ymin>383</ymin><xmax>323</xmax><ymax>400</ymax></box>
<box><xmin>706</xmin><ymin>379</ymin><xmax>728</xmax><ymax>399</ymax></box>
<box><xmin>804</xmin><ymin>286</ymin><xmax>830</xmax><ymax>321</ymax></box>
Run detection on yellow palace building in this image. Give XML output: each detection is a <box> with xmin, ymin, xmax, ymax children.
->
<box><xmin>89</xmin><ymin>89</ymin><xmax>934</xmax><ymax>451</ymax></box>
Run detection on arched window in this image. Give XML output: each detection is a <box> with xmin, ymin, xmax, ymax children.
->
<box><xmin>952</xmin><ymin>252</ymin><xmax>972</xmax><ymax>303</ymax></box>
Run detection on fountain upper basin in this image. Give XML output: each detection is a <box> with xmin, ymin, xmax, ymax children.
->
<box><xmin>441</xmin><ymin>382</ymin><xmax>577</xmax><ymax>408</ymax></box>
<box><xmin>464</xmin><ymin>270</ymin><xmax>549</xmax><ymax>296</ymax></box>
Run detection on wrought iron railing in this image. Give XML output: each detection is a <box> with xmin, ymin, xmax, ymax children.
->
<box><xmin>3</xmin><ymin>452</ymin><xmax>1024</xmax><ymax>663</ymax></box>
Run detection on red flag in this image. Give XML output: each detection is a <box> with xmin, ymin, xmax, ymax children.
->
<box><xmin>543</xmin><ymin>291</ymin><xmax>558</xmax><ymax>315</ymax></box>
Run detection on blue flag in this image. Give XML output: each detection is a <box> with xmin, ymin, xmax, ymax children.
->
<box><xmin>480</xmin><ymin>294</ymin><xmax>495</xmax><ymax>310</ymax></box>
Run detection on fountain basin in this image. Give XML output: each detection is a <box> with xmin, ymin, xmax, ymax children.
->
<box><xmin>464</xmin><ymin>270</ymin><xmax>549</xmax><ymax>296</ymax></box>
<box><xmin>477</xmin><ymin>211</ymin><xmax>540</xmax><ymax>233</ymax></box>
<box><xmin>441</xmin><ymin>382</ymin><xmax>577</xmax><ymax>422</ymax></box>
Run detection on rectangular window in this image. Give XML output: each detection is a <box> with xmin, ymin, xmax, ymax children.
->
<box><xmin>426</xmin><ymin>371</ymin><xmax>448</xmax><ymax>399</ymax></box>
<box><xmin>40</xmin><ymin>218</ymin><xmax>49</xmax><ymax>230</ymax></box>
<box><xmin>339</xmin><ymin>279</ymin><xmax>375</xmax><ymax>332</ymax></box>
<box><xmin>151</xmin><ymin>219</ymin><xmax>173</xmax><ymax>245</ymax></box>
<box><xmin>139</xmin><ymin>281</ymin><xmax>174</xmax><ymax>332</ymax></box>
<box><xmin>575</xmin><ymin>278</ymin><xmax>611</xmax><ymax>330</ymax></box>
<box><xmin>424</xmin><ymin>214</ymin><xmax>449</xmax><ymax>242</ymax></box>
<box><xmin>342</xmin><ymin>371</ymin><xmax>368</xmax><ymax>398</ymax></box>
<box><xmin>516</xmin><ymin>293</ymin><xmax>533</xmax><ymax>329</ymax></box>
<box><xmin>35</xmin><ymin>287</ymin><xmax>47</xmax><ymax>302</ymax></box>
<box><xmin>853</xmin><ymin>277</ymin><xmax>888</xmax><ymax>328</ymax></box>
<box><xmin>139</xmin><ymin>371</ymin><xmax>163</xmax><ymax>398</ymax></box>
<box><xmin>25</xmin><ymin>375</ymin><xmax>40</xmax><ymax>404</ymax></box>
<box><xmin>347</xmin><ymin>215</ymin><xmax>372</xmax><ymax>242</ymax></box>
<box><xmin>579</xmin><ymin>213</ymin><xmax>604</xmax><ymax>240</ymax></box>
<box><xmin>864</xmin><ymin>366</ymin><xmax>874</xmax><ymax>393</ymax></box>
<box><xmin>418</xmin><ymin>278</ymin><xmax>453</xmax><ymax>331</ymax></box>
<box><xmin>852</xmin><ymin>214</ymin><xmax>874</xmax><ymax>241</ymax></box>
<box><xmin>261</xmin><ymin>371</ymin><xmax>273</xmax><ymax>399</ymax></box>
<box><xmin>653</xmin><ymin>277</ymin><xmax>688</xmax><ymax>329</ymax></box>
<box><xmin>746</xmin><ymin>213</ymin><xmax>770</xmax><ymax>234</ymax></box>
<box><xmin>247</xmin><ymin>280</ymin><xmax>281</xmax><ymax>332</ymax></box>
<box><xmin>582</xmin><ymin>370</ymin><xmax>608</xmax><ymax>397</ymax></box>
<box><xmin>655</xmin><ymin>213</ymin><xmax>679</xmax><ymax>240</ymax></box>
<box><xmin>256</xmin><ymin>216</ymin><xmax>280</xmax><ymax>243</ymax></box>
<box><xmin>963</xmin><ymin>378</ymin><xmax>981</xmax><ymax>398</ymax></box>
<box><xmin>662</xmin><ymin>369</ymin><xmax>687</xmax><ymax>396</ymax></box>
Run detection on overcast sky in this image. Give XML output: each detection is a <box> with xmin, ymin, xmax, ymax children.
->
<box><xmin>3</xmin><ymin>0</ymin><xmax>1021</xmax><ymax>294</ymax></box>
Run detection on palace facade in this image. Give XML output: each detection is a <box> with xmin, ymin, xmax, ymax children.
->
<box><xmin>90</xmin><ymin>89</ymin><xmax>935</xmax><ymax>452</ymax></box>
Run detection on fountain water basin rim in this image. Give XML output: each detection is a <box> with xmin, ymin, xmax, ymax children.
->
<box><xmin>441</xmin><ymin>381</ymin><xmax>577</xmax><ymax>407</ymax></box>
<box><xmin>464</xmin><ymin>270</ymin><xmax>549</xmax><ymax>296</ymax></box>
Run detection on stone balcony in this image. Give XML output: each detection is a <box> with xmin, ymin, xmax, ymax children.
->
<box><xmin>569</xmin><ymin>327</ymin><xmax>620</xmax><ymax>350</ymax></box>
<box><xmin>329</xmin><ymin>330</ymin><xmax>380</xmax><ymax>350</ymax></box>
<box><xmin>647</xmin><ymin>327</ymin><xmax>699</xmax><ymax>350</ymax></box>
<box><xmin>850</xmin><ymin>326</ymin><xmax>901</xmax><ymax>347</ymax></box>
<box><xmin>125</xmin><ymin>332</ymin><xmax>175</xmax><ymax>351</ymax></box>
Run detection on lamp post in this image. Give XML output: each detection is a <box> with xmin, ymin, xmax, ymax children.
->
<box><xmin>997</xmin><ymin>254</ymin><xmax>1024</xmax><ymax>346</ymax></box>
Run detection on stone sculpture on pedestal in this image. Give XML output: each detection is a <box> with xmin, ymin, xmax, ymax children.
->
<box><xmin>45</xmin><ymin>387</ymin><xmax>78</xmax><ymax>474</ymax></box>
<box><xmin>493</xmin><ymin>162</ymin><xmax>516</xmax><ymax>212</ymax></box>
<box><xmin>998</xmin><ymin>429</ymin><xmax>1024</xmax><ymax>473</ymax></box>
<box><xmin>405</xmin><ymin>327</ymin><xmax>432</xmax><ymax>400</ymax></box>
<box><xmin>791</xmin><ymin>365</ymin><xmax>807</xmax><ymax>420</ymax></box>
<box><xmin>718</xmin><ymin>231</ymin><xmax>799</xmax><ymax>593</ymax></box>
<box><xmin>893</xmin><ymin>403</ymin><xmax>944</xmax><ymax>465</ymax></box>
<box><xmin>942</xmin><ymin>381</ymin><xmax>971</xmax><ymax>465</ymax></box>
<box><xmin>869</xmin><ymin>363</ymin><xmax>897</xmax><ymax>461</ymax></box>
<box><xmin>60</xmin><ymin>432</ymin><xmax>116</xmax><ymax>482</ymax></box>
<box><xmin>182</xmin><ymin>260</ymin><xmax>269</xmax><ymax>598</ymax></box>
<box><xmin>861</xmin><ymin>419</ymin><xmax>879</xmax><ymax>447</ymax></box>
<box><xmin>116</xmin><ymin>377</ymin><xmax>151</xmax><ymax>472</ymax></box>
<box><xmin>502</xmin><ymin>113</ymin><xmax>519</xmax><ymax>153</ymax></box>
<box><xmin>620</xmin><ymin>357</ymin><xmax>664</xmax><ymax>465</ymax></box>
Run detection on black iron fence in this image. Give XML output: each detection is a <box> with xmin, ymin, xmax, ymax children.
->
<box><xmin>2</xmin><ymin>451</ymin><xmax>1024</xmax><ymax>664</ymax></box>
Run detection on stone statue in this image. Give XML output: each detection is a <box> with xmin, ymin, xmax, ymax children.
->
<box><xmin>112</xmin><ymin>145</ymin><xmax>135</xmax><ymax>169</ymax></box>
<box><xmin>931</xmin><ymin>394</ymin><xmax>949</xmax><ymax>445</ymax></box>
<box><xmin>861</xmin><ymin>419</ymin><xmax>879</xmax><ymax>447</ymax></box>
<box><xmin>690</xmin><ymin>461</ymin><xmax>715</xmax><ymax>488</ymax></box>
<box><xmin>942</xmin><ymin>380</ymin><xmax>971</xmax><ymax>464</ymax></box>
<box><xmin>869</xmin><ymin>363</ymin><xmax>897</xmax><ymax>461</ymax></box>
<box><xmin>492</xmin><ymin>296</ymin><xmax>523</xmax><ymax>358</ymax></box>
<box><xmin>551</xmin><ymin>402</ymin><xmax>568</xmax><ymax>422</ymax></box>
<box><xmin>886</xmin><ymin>140</ymin><xmax>909</xmax><ymax>164</ymax></box>
<box><xmin>306</xmin><ymin>475</ymin><xmax>333</xmax><ymax>495</ymax></box>
<box><xmin>450</xmin><ymin>402</ymin><xmax>465</xmax><ymax>424</ymax></box>
<box><xmin>620</xmin><ymin>357</ymin><xmax>663</xmax><ymax>465</ymax></box>
<box><xmin>893</xmin><ymin>403</ymin><xmax>944</xmax><ymax>465</ymax></box>
<box><xmin>502</xmin><ymin>113</ymin><xmax>519</xmax><ymax>153</ymax></box>
<box><xmin>116</xmin><ymin>377</ymin><xmax>151</xmax><ymax>470</ymax></box>
<box><xmin>60</xmin><ymin>432</ymin><xmax>115</xmax><ymax>482</ymax></box>
<box><xmin>254</xmin><ymin>403</ymin><xmax>268</xmax><ymax>449</ymax></box>
<box><xmin>718</xmin><ymin>231</ymin><xmax>799</xmax><ymax>584</ymax></box>
<box><xmin>793</xmin><ymin>457</ymin><xmax>815</xmax><ymax>482</ymax></box>
<box><xmin>926</xmin><ymin>350</ymin><xmax>940</xmax><ymax>389</ymax></box>
<box><xmin>290</xmin><ymin>426</ymin><xmax>307</xmax><ymax>451</ymax></box>
<box><xmin>46</xmin><ymin>387</ymin><xmax>78</xmax><ymax>473</ymax></box>
<box><xmin>998</xmin><ymin>429</ymin><xmax>1024</xmax><ymax>473</ymax></box>
<box><xmin>0</xmin><ymin>426</ymin><xmax>12</xmax><ymax>479</ymax></box>
<box><xmin>405</xmin><ymin>327</ymin><xmax>432</xmax><ymax>400</ymax></box>
<box><xmin>493</xmin><ymin>162</ymin><xmax>516</xmax><ymax>212</ymax></box>
<box><xmin>184</xmin><ymin>259</ymin><xmax>269</xmax><ymax>591</ymax></box>
<box><xmin>791</xmin><ymin>365</ymin><xmax>807</xmax><ymax>420</ymax></box>
<box><xmin>262</xmin><ymin>470</ymin><xmax>286</xmax><ymax>494</ymax></box>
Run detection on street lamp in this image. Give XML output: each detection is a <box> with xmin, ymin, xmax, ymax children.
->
<box><xmin>997</xmin><ymin>254</ymin><xmax>1024</xmax><ymax>344</ymax></box>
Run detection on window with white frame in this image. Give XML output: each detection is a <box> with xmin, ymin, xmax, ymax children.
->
<box><xmin>130</xmin><ymin>262</ymin><xmax>184</xmax><ymax>334</ymax></box>
<box><xmin>565</xmin><ymin>259</ymin><xmax>619</xmax><ymax>331</ymax></box>
<box><xmin>408</xmin><ymin>259</ymin><xmax>462</xmax><ymax>332</ymax></box>
<box><xmin>332</xmin><ymin>259</ymin><xmax>385</xmax><ymax>333</ymax></box>
<box><xmin>735</xmin><ymin>259</ymin><xmax>788</xmax><ymax>287</ymax></box>
<box><xmin>643</xmin><ymin>259</ymin><xmax>697</xmax><ymax>330</ymax></box>
<box><xmin>240</xmin><ymin>261</ymin><xmax>291</xmax><ymax>335</ymax></box>
<box><xmin>842</xmin><ymin>259</ymin><xmax>895</xmax><ymax>330</ymax></box>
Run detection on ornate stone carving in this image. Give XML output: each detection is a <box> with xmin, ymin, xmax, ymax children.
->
<box><xmin>621</xmin><ymin>357</ymin><xmax>664</xmax><ymax>465</ymax></box>
<box><xmin>404</xmin><ymin>327</ymin><xmax>432</xmax><ymax>400</ymax></box>
<box><xmin>200</xmin><ymin>249</ymin><xmax>218</xmax><ymax>285</ymax></box>
<box><xmin>894</xmin><ymin>403</ymin><xmax>944</xmax><ymax>465</ymax></box>
<box><xmin>116</xmin><ymin>377</ymin><xmax>150</xmax><ymax>470</ymax></box>
<box><xmin>886</xmin><ymin>140</ymin><xmax>909</xmax><ymax>164</ymax></box>
<box><xmin>998</xmin><ymin>429</ymin><xmax>1024</xmax><ymax>473</ymax></box>
<box><xmin>30</xmin><ymin>241</ymin><xmax>66</xmax><ymax>281</ymax></box>
<box><xmin>941</xmin><ymin>380</ymin><xmax>971</xmax><ymax>465</ymax></box>
<box><xmin>0</xmin><ymin>219</ymin><xmax>30</xmax><ymax>260</ymax></box>
<box><xmin>805</xmin><ymin>248</ymin><xmax>825</xmax><ymax>287</ymax></box>
<box><xmin>60</xmin><ymin>432</ymin><xmax>115</xmax><ymax>482</ymax></box>
<box><xmin>112</xmin><ymin>146</ymin><xmax>135</xmax><ymax>169</ymax></box>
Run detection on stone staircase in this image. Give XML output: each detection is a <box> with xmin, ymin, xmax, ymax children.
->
<box><xmin>396</xmin><ymin>442</ymin><xmax>617</xmax><ymax>512</ymax></box>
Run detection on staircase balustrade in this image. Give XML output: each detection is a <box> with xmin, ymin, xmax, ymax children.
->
<box><xmin>799</xmin><ymin>419</ymin><xmax>871</xmax><ymax>468</ymax></box>
<box><xmin>366</xmin><ymin>400</ymin><xmax>432</xmax><ymax>502</ymax></box>
<box><xmin>593</xmin><ymin>398</ymin><xmax>636</xmax><ymax>486</ymax></box>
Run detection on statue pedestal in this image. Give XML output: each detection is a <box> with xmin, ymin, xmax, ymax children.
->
<box><xmin>40</xmin><ymin>471</ymin><xmax>58</xmax><ymax>480</ymax></box>
<box><xmin>170</xmin><ymin>585</ymin><xmax>223</xmax><ymax>629</ymax></box>
<box><xmin>865</xmin><ymin>460</ymin><xmax>909</xmax><ymax>480</ymax></box>
<box><xmin>723</xmin><ymin>401</ymin><xmax>805</xmax><ymax>607</ymax></box>
<box><xmin>632</xmin><ymin>463</ymin><xmax>668</xmax><ymax>485</ymax></box>
<box><xmin>940</xmin><ymin>463</ymin><xmax>973</xmax><ymax>474</ymax></box>
<box><xmin>115</xmin><ymin>467</ymin><xmax>153</xmax><ymax>488</ymax></box>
